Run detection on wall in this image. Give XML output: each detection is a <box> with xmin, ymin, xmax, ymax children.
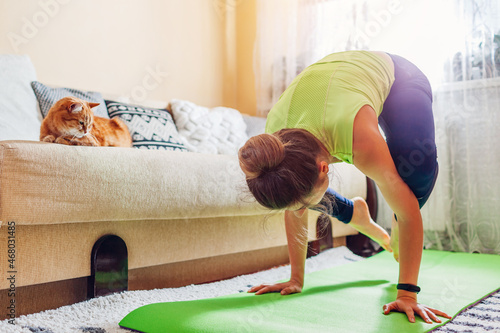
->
<box><xmin>221</xmin><ymin>0</ymin><xmax>257</xmax><ymax>115</ymax></box>
<box><xmin>0</xmin><ymin>0</ymin><xmax>228</xmax><ymax>108</ymax></box>
<box><xmin>235</xmin><ymin>0</ymin><xmax>256</xmax><ymax>115</ymax></box>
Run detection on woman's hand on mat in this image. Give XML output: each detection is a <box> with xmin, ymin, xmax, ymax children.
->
<box><xmin>248</xmin><ymin>279</ymin><xmax>303</xmax><ymax>296</ymax></box>
<box><xmin>383</xmin><ymin>295</ymin><xmax>452</xmax><ymax>324</ymax></box>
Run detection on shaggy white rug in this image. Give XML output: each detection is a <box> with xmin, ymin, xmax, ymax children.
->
<box><xmin>0</xmin><ymin>247</ymin><xmax>363</xmax><ymax>333</ymax></box>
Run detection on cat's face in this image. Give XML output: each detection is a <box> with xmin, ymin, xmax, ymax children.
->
<box><xmin>49</xmin><ymin>97</ymin><xmax>99</xmax><ymax>138</ymax></box>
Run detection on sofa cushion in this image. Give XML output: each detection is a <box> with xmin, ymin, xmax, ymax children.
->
<box><xmin>169</xmin><ymin>99</ymin><xmax>248</xmax><ymax>155</ymax></box>
<box><xmin>31</xmin><ymin>81</ymin><xmax>109</xmax><ymax>119</ymax></box>
<box><xmin>0</xmin><ymin>54</ymin><xmax>42</xmax><ymax>141</ymax></box>
<box><xmin>106</xmin><ymin>100</ymin><xmax>188</xmax><ymax>152</ymax></box>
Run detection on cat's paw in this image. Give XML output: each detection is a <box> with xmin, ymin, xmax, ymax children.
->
<box><xmin>75</xmin><ymin>138</ymin><xmax>98</xmax><ymax>146</ymax></box>
<box><xmin>70</xmin><ymin>140</ymin><xmax>88</xmax><ymax>146</ymax></box>
<box><xmin>41</xmin><ymin>135</ymin><xmax>56</xmax><ymax>143</ymax></box>
<box><xmin>55</xmin><ymin>137</ymin><xmax>74</xmax><ymax>145</ymax></box>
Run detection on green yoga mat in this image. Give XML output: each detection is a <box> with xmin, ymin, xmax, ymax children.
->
<box><xmin>120</xmin><ymin>250</ymin><xmax>500</xmax><ymax>333</ymax></box>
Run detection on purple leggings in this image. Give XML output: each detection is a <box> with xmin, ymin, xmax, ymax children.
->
<box><xmin>313</xmin><ymin>54</ymin><xmax>438</xmax><ymax>223</ymax></box>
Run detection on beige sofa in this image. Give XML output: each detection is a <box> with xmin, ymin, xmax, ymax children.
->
<box><xmin>0</xmin><ymin>55</ymin><xmax>366</xmax><ymax>318</ymax></box>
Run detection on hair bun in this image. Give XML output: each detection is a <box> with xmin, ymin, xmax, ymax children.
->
<box><xmin>238</xmin><ymin>134</ymin><xmax>285</xmax><ymax>179</ymax></box>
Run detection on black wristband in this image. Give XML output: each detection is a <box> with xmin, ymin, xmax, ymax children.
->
<box><xmin>397</xmin><ymin>283</ymin><xmax>421</xmax><ymax>294</ymax></box>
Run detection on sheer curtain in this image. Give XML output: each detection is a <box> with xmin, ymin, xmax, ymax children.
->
<box><xmin>422</xmin><ymin>0</ymin><xmax>500</xmax><ymax>254</ymax></box>
<box><xmin>254</xmin><ymin>0</ymin><xmax>500</xmax><ymax>254</ymax></box>
<box><xmin>254</xmin><ymin>0</ymin><xmax>371</xmax><ymax>116</ymax></box>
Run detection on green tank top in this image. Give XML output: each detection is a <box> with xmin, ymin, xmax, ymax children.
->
<box><xmin>265</xmin><ymin>51</ymin><xmax>395</xmax><ymax>164</ymax></box>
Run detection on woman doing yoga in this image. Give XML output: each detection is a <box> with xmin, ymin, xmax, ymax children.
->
<box><xmin>238</xmin><ymin>51</ymin><xmax>452</xmax><ymax>324</ymax></box>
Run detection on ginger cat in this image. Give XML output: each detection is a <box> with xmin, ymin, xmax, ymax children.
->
<box><xmin>40</xmin><ymin>96</ymin><xmax>132</xmax><ymax>147</ymax></box>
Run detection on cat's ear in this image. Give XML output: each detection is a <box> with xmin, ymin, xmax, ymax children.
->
<box><xmin>88</xmin><ymin>102</ymin><xmax>100</xmax><ymax>109</ymax></box>
<box><xmin>68</xmin><ymin>103</ymin><xmax>83</xmax><ymax>113</ymax></box>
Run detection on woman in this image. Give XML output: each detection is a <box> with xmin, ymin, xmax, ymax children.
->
<box><xmin>238</xmin><ymin>51</ymin><xmax>451</xmax><ymax>324</ymax></box>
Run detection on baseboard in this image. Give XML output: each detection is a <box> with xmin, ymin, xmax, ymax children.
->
<box><xmin>129</xmin><ymin>245</ymin><xmax>290</xmax><ymax>290</ymax></box>
<box><xmin>0</xmin><ymin>276</ymin><xmax>88</xmax><ymax>321</ymax></box>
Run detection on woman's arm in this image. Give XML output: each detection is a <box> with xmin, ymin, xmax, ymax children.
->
<box><xmin>352</xmin><ymin>105</ymin><xmax>451</xmax><ymax>323</ymax></box>
<box><xmin>284</xmin><ymin>209</ymin><xmax>309</xmax><ymax>289</ymax></box>
<box><xmin>353</xmin><ymin>106</ymin><xmax>422</xmax><ymax>286</ymax></box>
<box><xmin>248</xmin><ymin>208</ymin><xmax>309</xmax><ymax>295</ymax></box>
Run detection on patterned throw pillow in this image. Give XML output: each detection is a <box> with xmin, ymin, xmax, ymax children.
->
<box><xmin>31</xmin><ymin>81</ymin><xmax>109</xmax><ymax>119</ymax></box>
<box><xmin>169</xmin><ymin>99</ymin><xmax>248</xmax><ymax>155</ymax></box>
<box><xmin>106</xmin><ymin>100</ymin><xmax>188</xmax><ymax>152</ymax></box>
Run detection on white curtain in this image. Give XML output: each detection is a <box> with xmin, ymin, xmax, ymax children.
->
<box><xmin>254</xmin><ymin>0</ymin><xmax>371</xmax><ymax>116</ymax></box>
<box><xmin>254</xmin><ymin>0</ymin><xmax>500</xmax><ymax>254</ymax></box>
<box><xmin>421</xmin><ymin>0</ymin><xmax>500</xmax><ymax>254</ymax></box>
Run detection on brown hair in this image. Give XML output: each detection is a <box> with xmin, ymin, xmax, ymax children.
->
<box><xmin>238</xmin><ymin>128</ymin><xmax>325</xmax><ymax>210</ymax></box>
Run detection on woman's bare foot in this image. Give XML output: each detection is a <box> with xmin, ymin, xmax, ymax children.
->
<box><xmin>390</xmin><ymin>215</ymin><xmax>399</xmax><ymax>262</ymax></box>
<box><xmin>349</xmin><ymin>197</ymin><xmax>392</xmax><ymax>253</ymax></box>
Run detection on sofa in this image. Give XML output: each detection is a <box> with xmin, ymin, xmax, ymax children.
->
<box><xmin>0</xmin><ymin>54</ymin><xmax>368</xmax><ymax>318</ymax></box>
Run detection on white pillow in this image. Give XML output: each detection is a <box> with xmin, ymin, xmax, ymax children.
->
<box><xmin>0</xmin><ymin>54</ymin><xmax>42</xmax><ymax>141</ymax></box>
<box><xmin>170</xmin><ymin>99</ymin><xmax>249</xmax><ymax>155</ymax></box>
